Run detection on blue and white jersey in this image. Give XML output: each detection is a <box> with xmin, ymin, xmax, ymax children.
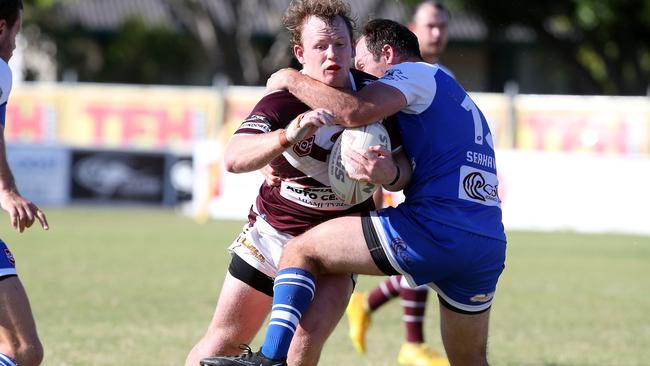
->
<box><xmin>377</xmin><ymin>62</ymin><xmax>505</xmax><ymax>241</ymax></box>
<box><xmin>0</xmin><ymin>59</ymin><xmax>12</xmax><ymax>128</ymax></box>
<box><xmin>437</xmin><ymin>64</ymin><xmax>455</xmax><ymax>79</ymax></box>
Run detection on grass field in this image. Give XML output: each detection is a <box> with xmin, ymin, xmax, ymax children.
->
<box><xmin>5</xmin><ymin>207</ymin><xmax>649</xmax><ymax>365</ymax></box>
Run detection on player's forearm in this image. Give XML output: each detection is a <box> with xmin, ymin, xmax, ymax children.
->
<box><xmin>0</xmin><ymin>163</ymin><xmax>17</xmax><ymax>193</ymax></box>
<box><xmin>0</xmin><ymin>130</ymin><xmax>17</xmax><ymax>193</ymax></box>
<box><xmin>223</xmin><ymin>132</ymin><xmax>288</xmax><ymax>173</ymax></box>
<box><xmin>382</xmin><ymin>150</ymin><xmax>412</xmax><ymax>192</ymax></box>
<box><xmin>284</xmin><ymin>73</ymin><xmax>381</xmax><ymax>127</ymax></box>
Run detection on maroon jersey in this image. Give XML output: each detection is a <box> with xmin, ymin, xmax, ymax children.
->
<box><xmin>235</xmin><ymin>69</ymin><xmax>402</xmax><ymax>236</ymax></box>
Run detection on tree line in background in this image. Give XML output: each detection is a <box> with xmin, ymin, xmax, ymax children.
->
<box><xmin>21</xmin><ymin>0</ymin><xmax>650</xmax><ymax>95</ymax></box>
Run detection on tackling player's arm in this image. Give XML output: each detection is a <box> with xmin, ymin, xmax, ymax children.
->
<box><xmin>267</xmin><ymin>68</ymin><xmax>407</xmax><ymax>127</ymax></box>
<box><xmin>344</xmin><ymin>146</ymin><xmax>411</xmax><ymax>192</ymax></box>
<box><xmin>383</xmin><ymin>149</ymin><xmax>411</xmax><ymax>192</ymax></box>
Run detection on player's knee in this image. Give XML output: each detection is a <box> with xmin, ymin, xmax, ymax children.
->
<box><xmin>282</xmin><ymin>238</ymin><xmax>321</xmax><ymax>270</ymax></box>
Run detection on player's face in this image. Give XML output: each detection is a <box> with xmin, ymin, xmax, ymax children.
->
<box><xmin>294</xmin><ymin>15</ymin><xmax>353</xmax><ymax>88</ymax></box>
<box><xmin>0</xmin><ymin>10</ymin><xmax>21</xmax><ymax>63</ymax></box>
<box><xmin>410</xmin><ymin>4</ymin><xmax>449</xmax><ymax>60</ymax></box>
<box><xmin>354</xmin><ymin>36</ymin><xmax>388</xmax><ymax>78</ymax></box>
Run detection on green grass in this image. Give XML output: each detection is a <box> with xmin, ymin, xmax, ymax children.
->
<box><xmin>5</xmin><ymin>208</ymin><xmax>650</xmax><ymax>365</ymax></box>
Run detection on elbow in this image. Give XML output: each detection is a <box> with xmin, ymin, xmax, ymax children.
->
<box><xmin>337</xmin><ymin>109</ymin><xmax>364</xmax><ymax>127</ymax></box>
<box><xmin>224</xmin><ymin>139</ymin><xmax>251</xmax><ymax>173</ymax></box>
<box><xmin>223</xmin><ymin>154</ymin><xmax>242</xmax><ymax>173</ymax></box>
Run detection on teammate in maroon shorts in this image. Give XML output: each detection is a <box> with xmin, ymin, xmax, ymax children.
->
<box><xmin>186</xmin><ymin>1</ymin><xmax>411</xmax><ymax>366</ymax></box>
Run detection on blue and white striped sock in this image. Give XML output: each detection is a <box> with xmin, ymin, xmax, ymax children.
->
<box><xmin>261</xmin><ymin>267</ymin><xmax>316</xmax><ymax>360</ymax></box>
<box><xmin>0</xmin><ymin>353</ymin><xmax>17</xmax><ymax>366</ymax></box>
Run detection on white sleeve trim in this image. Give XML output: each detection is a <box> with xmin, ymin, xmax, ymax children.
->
<box><xmin>377</xmin><ymin>62</ymin><xmax>437</xmax><ymax>115</ymax></box>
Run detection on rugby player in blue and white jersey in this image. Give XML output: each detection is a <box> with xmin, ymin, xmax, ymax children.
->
<box><xmin>0</xmin><ymin>1</ymin><xmax>49</xmax><ymax>366</ymax></box>
<box><xmin>209</xmin><ymin>18</ymin><xmax>506</xmax><ymax>366</ymax></box>
<box><xmin>189</xmin><ymin>2</ymin><xmax>409</xmax><ymax>366</ymax></box>
<box><xmin>348</xmin><ymin>4</ymin><xmax>455</xmax><ymax>365</ymax></box>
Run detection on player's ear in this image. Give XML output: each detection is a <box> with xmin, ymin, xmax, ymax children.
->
<box><xmin>382</xmin><ymin>44</ymin><xmax>393</xmax><ymax>62</ymax></box>
<box><xmin>407</xmin><ymin>22</ymin><xmax>415</xmax><ymax>32</ymax></box>
<box><xmin>294</xmin><ymin>45</ymin><xmax>306</xmax><ymax>65</ymax></box>
<box><xmin>0</xmin><ymin>19</ymin><xmax>6</xmax><ymax>37</ymax></box>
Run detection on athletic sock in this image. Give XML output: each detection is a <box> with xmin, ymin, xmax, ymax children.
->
<box><xmin>368</xmin><ymin>275</ymin><xmax>402</xmax><ymax>311</ymax></box>
<box><xmin>0</xmin><ymin>353</ymin><xmax>17</xmax><ymax>366</ymax></box>
<box><xmin>261</xmin><ymin>267</ymin><xmax>316</xmax><ymax>360</ymax></box>
<box><xmin>400</xmin><ymin>281</ymin><xmax>429</xmax><ymax>343</ymax></box>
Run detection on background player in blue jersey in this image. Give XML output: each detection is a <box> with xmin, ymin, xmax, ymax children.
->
<box><xmin>208</xmin><ymin>18</ymin><xmax>506</xmax><ymax>366</ymax></box>
<box><xmin>349</xmin><ymin>3</ymin><xmax>453</xmax><ymax>366</ymax></box>
<box><xmin>0</xmin><ymin>1</ymin><xmax>49</xmax><ymax>366</ymax></box>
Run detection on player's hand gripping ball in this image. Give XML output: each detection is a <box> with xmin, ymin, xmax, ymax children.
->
<box><xmin>328</xmin><ymin>123</ymin><xmax>391</xmax><ymax>205</ymax></box>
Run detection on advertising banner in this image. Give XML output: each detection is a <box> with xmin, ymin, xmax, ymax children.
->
<box><xmin>7</xmin><ymin>144</ymin><xmax>71</xmax><ymax>205</ymax></box>
<box><xmin>5</xmin><ymin>86</ymin><xmax>59</xmax><ymax>144</ymax></box>
<box><xmin>219</xmin><ymin>86</ymin><xmax>266</xmax><ymax>139</ymax></box>
<box><xmin>471</xmin><ymin>93</ymin><xmax>512</xmax><ymax>149</ymax></box>
<box><xmin>515</xmin><ymin>95</ymin><xmax>650</xmax><ymax>155</ymax></box>
<box><xmin>192</xmin><ymin>140</ymin><xmax>261</xmax><ymax>221</ymax></box>
<box><xmin>8</xmin><ymin>84</ymin><xmax>650</xmax><ymax>158</ymax></box>
<box><xmin>8</xmin><ymin>84</ymin><xmax>220</xmax><ymax>151</ymax></box>
<box><xmin>165</xmin><ymin>154</ymin><xmax>193</xmax><ymax>205</ymax></box>
<box><xmin>497</xmin><ymin>149</ymin><xmax>650</xmax><ymax>236</ymax></box>
<box><xmin>70</xmin><ymin>149</ymin><xmax>167</xmax><ymax>204</ymax></box>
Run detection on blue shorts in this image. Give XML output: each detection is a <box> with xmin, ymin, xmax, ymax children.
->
<box><xmin>0</xmin><ymin>239</ymin><xmax>17</xmax><ymax>278</ymax></box>
<box><xmin>363</xmin><ymin>207</ymin><xmax>506</xmax><ymax>313</ymax></box>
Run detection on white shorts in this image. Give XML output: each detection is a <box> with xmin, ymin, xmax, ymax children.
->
<box><xmin>228</xmin><ymin>214</ymin><xmax>294</xmax><ymax>279</ymax></box>
<box><xmin>228</xmin><ymin>213</ymin><xmax>357</xmax><ymax>296</ymax></box>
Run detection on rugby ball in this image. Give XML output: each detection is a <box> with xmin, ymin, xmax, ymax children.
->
<box><xmin>328</xmin><ymin>123</ymin><xmax>391</xmax><ymax>205</ymax></box>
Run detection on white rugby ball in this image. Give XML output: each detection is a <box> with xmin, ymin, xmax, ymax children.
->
<box><xmin>328</xmin><ymin>123</ymin><xmax>391</xmax><ymax>205</ymax></box>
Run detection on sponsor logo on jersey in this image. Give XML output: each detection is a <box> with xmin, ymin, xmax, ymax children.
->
<box><xmin>390</xmin><ymin>236</ymin><xmax>412</xmax><ymax>267</ymax></box>
<box><xmin>236</xmin><ymin>233</ymin><xmax>266</xmax><ymax>264</ymax></box>
<box><xmin>293</xmin><ymin>136</ymin><xmax>315</xmax><ymax>157</ymax></box>
<box><xmin>459</xmin><ymin>165</ymin><xmax>500</xmax><ymax>207</ymax></box>
<box><xmin>240</xmin><ymin>114</ymin><xmax>272</xmax><ymax>133</ymax></box>
<box><xmin>4</xmin><ymin>248</ymin><xmax>15</xmax><ymax>265</ymax></box>
<box><xmin>466</xmin><ymin>151</ymin><xmax>496</xmax><ymax>169</ymax></box>
<box><xmin>381</xmin><ymin>69</ymin><xmax>408</xmax><ymax>81</ymax></box>
<box><xmin>470</xmin><ymin>292</ymin><xmax>494</xmax><ymax>303</ymax></box>
<box><xmin>280</xmin><ymin>181</ymin><xmax>350</xmax><ymax>210</ymax></box>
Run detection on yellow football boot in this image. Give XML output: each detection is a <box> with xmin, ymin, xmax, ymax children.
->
<box><xmin>346</xmin><ymin>292</ymin><xmax>371</xmax><ymax>354</ymax></box>
<box><xmin>397</xmin><ymin>342</ymin><xmax>450</xmax><ymax>366</ymax></box>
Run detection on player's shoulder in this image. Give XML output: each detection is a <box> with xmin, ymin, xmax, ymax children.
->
<box><xmin>0</xmin><ymin>59</ymin><xmax>12</xmax><ymax>105</ymax></box>
<box><xmin>246</xmin><ymin>88</ymin><xmax>309</xmax><ymax>129</ymax></box>
<box><xmin>259</xmin><ymin>89</ymin><xmax>301</xmax><ymax>106</ymax></box>
<box><xmin>437</xmin><ymin>64</ymin><xmax>455</xmax><ymax>79</ymax></box>
<box><xmin>384</xmin><ymin>61</ymin><xmax>432</xmax><ymax>78</ymax></box>
<box><xmin>254</xmin><ymin>89</ymin><xmax>305</xmax><ymax>114</ymax></box>
<box><xmin>350</xmin><ymin>68</ymin><xmax>377</xmax><ymax>90</ymax></box>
